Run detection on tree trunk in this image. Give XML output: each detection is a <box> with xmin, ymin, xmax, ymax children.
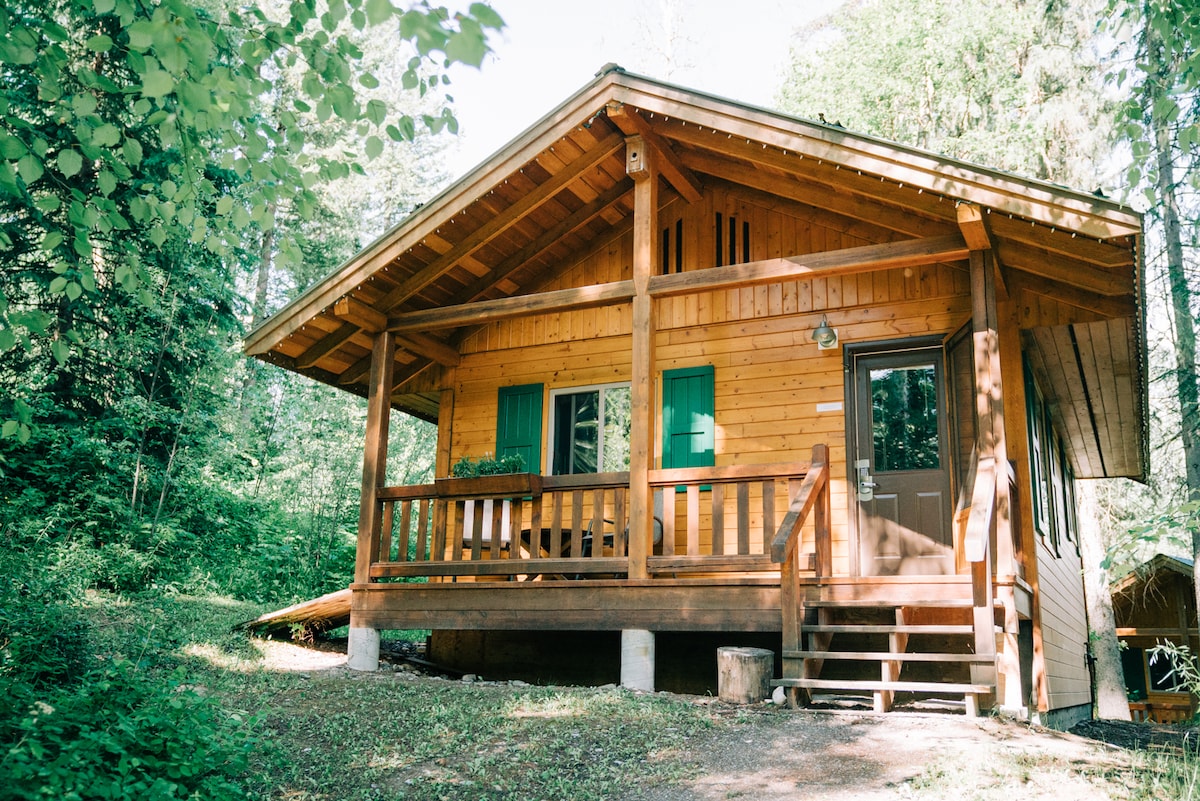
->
<box><xmin>1148</xmin><ymin>26</ymin><xmax>1200</xmax><ymax>632</ymax></box>
<box><xmin>1077</xmin><ymin>484</ymin><xmax>1131</xmax><ymax>719</ymax></box>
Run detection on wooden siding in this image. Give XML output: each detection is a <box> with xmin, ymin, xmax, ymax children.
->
<box><xmin>1034</xmin><ymin>538</ymin><xmax>1091</xmax><ymax>711</ymax></box>
<box><xmin>448</xmin><ymin>185</ymin><xmax>973</xmax><ymax>577</ymax></box>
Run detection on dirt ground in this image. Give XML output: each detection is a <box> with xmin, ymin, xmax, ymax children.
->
<box><xmin>250</xmin><ymin>638</ymin><xmax>1187</xmax><ymax>800</ymax></box>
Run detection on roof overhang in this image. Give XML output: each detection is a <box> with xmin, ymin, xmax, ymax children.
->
<box><xmin>244</xmin><ymin>69</ymin><xmax>1146</xmax><ymax>474</ymax></box>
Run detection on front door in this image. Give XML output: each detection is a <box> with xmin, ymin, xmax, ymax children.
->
<box><xmin>849</xmin><ymin>342</ymin><xmax>954</xmax><ymax>576</ymax></box>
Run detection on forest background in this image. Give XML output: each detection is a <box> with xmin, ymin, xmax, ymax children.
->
<box><xmin>1</xmin><ymin>0</ymin><xmax>1199</xmax><ymax>797</ymax></box>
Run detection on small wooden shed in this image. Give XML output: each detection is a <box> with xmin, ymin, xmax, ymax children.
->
<box><xmin>246</xmin><ymin>67</ymin><xmax>1146</xmax><ymax>725</ymax></box>
<box><xmin>1112</xmin><ymin>554</ymin><xmax>1199</xmax><ymax>722</ymax></box>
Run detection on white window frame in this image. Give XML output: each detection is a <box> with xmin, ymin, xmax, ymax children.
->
<box><xmin>546</xmin><ymin>381</ymin><xmax>631</xmax><ymax>475</ymax></box>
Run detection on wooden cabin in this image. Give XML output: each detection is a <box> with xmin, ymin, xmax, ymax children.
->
<box><xmin>245</xmin><ymin>68</ymin><xmax>1146</xmax><ymax>727</ymax></box>
<box><xmin>1112</xmin><ymin>554</ymin><xmax>1199</xmax><ymax>723</ymax></box>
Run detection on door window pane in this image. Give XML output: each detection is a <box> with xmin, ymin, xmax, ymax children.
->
<box><xmin>870</xmin><ymin>364</ymin><xmax>940</xmax><ymax>471</ymax></box>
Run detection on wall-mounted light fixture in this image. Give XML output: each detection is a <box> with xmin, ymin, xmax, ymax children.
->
<box><xmin>812</xmin><ymin>314</ymin><xmax>838</xmax><ymax>350</ymax></box>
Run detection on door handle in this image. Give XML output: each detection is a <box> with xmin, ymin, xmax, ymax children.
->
<box><xmin>855</xmin><ymin>459</ymin><xmax>875</xmax><ymax>501</ymax></box>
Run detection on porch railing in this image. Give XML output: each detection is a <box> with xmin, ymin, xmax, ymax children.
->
<box><xmin>365</xmin><ymin>457</ymin><xmax>821</xmax><ymax>581</ymax></box>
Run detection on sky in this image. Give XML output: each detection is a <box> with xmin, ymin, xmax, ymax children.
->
<box><xmin>441</xmin><ymin>0</ymin><xmax>845</xmax><ymax>176</ymax></box>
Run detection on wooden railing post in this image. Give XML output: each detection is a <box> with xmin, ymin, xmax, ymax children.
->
<box><xmin>812</xmin><ymin>444</ymin><xmax>831</xmax><ymax>579</ymax></box>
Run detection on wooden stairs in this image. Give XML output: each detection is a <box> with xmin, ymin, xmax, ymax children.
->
<box><xmin>772</xmin><ymin>598</ymin><xmax>999</xmax><ymax>715</ymax></box>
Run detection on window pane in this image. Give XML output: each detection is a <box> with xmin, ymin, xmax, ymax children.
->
<box><xmin>602</xmin><ymin>386</ymin><xmax>631</xmax><ymax>471</ymax></box>
<box><xmin>553</xmin><ymin>391</ymin><xmax>598</xmax><ymax>474</ymax></box>
<box><xmin>871</xmin><ymin>364</ymin><xmax>939</xmax><ymax>471</ymax></box>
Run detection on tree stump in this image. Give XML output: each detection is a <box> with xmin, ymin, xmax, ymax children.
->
<box><xmin>717</xmin><ymin>646</ymin><xmax>774</xmax><ymax>703</ymax></box>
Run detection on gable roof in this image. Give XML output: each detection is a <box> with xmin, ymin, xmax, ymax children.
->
<box><xmin>244</xmin><ymin>67</ymin><xmax>1146</xmax><ymax>478</ymax></box>
<box><xmin>1111</xmin><ymin>553</ymin><xmax>1195</xmax><ymax>597</ymax></box>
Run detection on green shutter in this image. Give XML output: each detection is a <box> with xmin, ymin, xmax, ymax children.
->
<box><xmin>496</xmin><ymin>383</ymin><xmax>543</xmax><ymax>472</ymax></box>
<box><xmin>662</xmin><ymin>365</ymin><xmax>715</xmax><ymax>471</ymax></box>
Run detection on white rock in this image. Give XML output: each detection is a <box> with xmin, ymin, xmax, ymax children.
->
<box><xmin>462</xmin><ymin>673</ymin><xmax>478</xmax><ymax>683</ymax></box>
<box><xmin>772</xmin><ymin>686</ymin><xmax>787</xmax><ymax>706</ymax></box>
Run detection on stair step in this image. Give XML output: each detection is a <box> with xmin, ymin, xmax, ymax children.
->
<box><xmin>783</xmin><ymin>650</ymin><xmax>993</xmax><ymax>663</ymax></box>
<box><xmin>772</xmin><ymin>678</ymin><xmax>993</xmax><ymax>694</ymax></box>
<box><xmin>807</xmin><ymin>624</ymin><xmax>977</xmax><ymax>635</ymax></box>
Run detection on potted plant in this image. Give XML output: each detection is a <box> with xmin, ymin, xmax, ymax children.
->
<box><xmin>436</xmin><ymin>453</ymin><xmax>541</xmax><ymax>497</ymax></box>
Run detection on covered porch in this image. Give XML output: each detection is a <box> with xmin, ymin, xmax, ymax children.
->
<box><xmin>348</xmin><ymin>435</ymin><xmax>1028</xmax><ymax>713</ymax></box>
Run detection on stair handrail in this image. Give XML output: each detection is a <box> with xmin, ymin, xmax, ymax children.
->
<box><xmin>770</xmin><ymin>444</ymin><xmax>830</xmax><ymax>576</ymax></box>
<box><xmin>963</xmin><ymin>456</ymin><xmax>996</xmax><ymax>563</ymax></box>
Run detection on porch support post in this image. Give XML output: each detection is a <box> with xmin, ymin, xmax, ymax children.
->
<box><xmin>621</xmin><ymin>629</ymin><xmax>655</xmax><ymax>691</ymax></box>
<box><xmin>627</xmin><ymin>135</ymin><xmax>657</xmax><ymax>581</ymax></box>
<box><xmin>433</xmin><ymin>385</ymin><xmax>455</xmax><ymax>563</ymax></box>
<box><xmin>969</xmin><ymin>248</ymin><xmax>1003</xmax><ymax>710</ymax></box>
<box><xmin>349</xmin><ymin>331</ymin><xmax>395</xmax><ymax>671</ymax></box>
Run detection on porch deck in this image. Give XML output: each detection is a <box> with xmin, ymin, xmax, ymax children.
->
<box><xmin>353</xmin><ymin>444</ymin><xmax>1025</xmax><ymax>713</ymax></box>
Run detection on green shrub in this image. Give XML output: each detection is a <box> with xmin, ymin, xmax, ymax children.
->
<box><xmin>0</xmin><ymin>660</ymin><xmax>256</xmax><ymax>801</ymax></box>
<box><xmin>0</xmin><ymin>551</ymin><xmax>90</xmax><ymax>693</ymax></box>
<box><xmin>450</xmin><ymin>452</ymin><xmax>525</xmax><ymax>478</ymax></box>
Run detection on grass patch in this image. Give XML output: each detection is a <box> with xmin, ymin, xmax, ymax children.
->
<box><xmin>1126</xmin><ymin>744</ymin><xmax>1200</xmax><ymax>800</ymax></box>
<box><xmin>27</xmin><ymin>591</ymin><xmax>716</xmax><ymax>800</ymax></box>
<box><xmin>228</xmin><ymin>674</ymin><xmax>712</xmax><ymax>800</ymax></box>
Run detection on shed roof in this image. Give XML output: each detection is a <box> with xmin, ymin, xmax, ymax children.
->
<box><xmin>245</xmin><ymin>67</ymin><xmax>1146</xmax><ymax>479</ymax></box>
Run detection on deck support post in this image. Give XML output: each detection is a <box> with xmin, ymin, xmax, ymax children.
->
<box><xmin>347</xmin><ymin>626</ymin><xmax>380</xmax><ymax>671</ymax></box>
<box><xmin>349</xmin><ymin>331</ymin><xmax>395</xmax><ymax>671</ymax></box>
<box><xmin>620</xmin><ymin>629</ymin><xmax>655</xmax><ymax>691</ymax></box>
<box><xmin>627</xmin><ymin>135</ymin><xmax>657</xmax><ymax>581</ymax></box>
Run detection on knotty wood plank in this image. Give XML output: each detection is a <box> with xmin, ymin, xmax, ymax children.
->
<box><xmin>428</xmin><ymin>499</ymin><xmax>442</xmax><ymax>562</ymax></box>
<box><xmin>370</xmin><ymin>557</ymin><xmax>629</xmax><ymax>578</ymax></box>
<box><xmin>379</xmin><ymin>501</ymin><xmax>394</xmax><ymax>563</ymax></box>
<box><xmin>761</xmin><ymin>480</ymin><xmax>775</xmax><ymax>553</ymax></box>
<box><xmin>711</xmin><ymin>483</ymin><xmax>725</xmax><ymax>556</ymax></box>
<box><xmin>686</xmin><ymin>485</ymin><xmax>700</xmax><ymax>556</ymax></box>
<box><xmin>297</xmin><ymin>322</ymin><xmax>361</xmax><ymax>369</ymax></box>
<box><xmin>397</xmin><ymin>500</ymin><xmax>413</xmax><ymax>562</ymax></box>
<box><xmin>388</xmin><ymin>280</ymin><xmax>635</xmax><ymax>331</ymax></box>
<box><xmin>647</xmin><ymin>554</ymin><xmax>775</xmax><ymax>573</ymax></box>
<box><xmin>570</xmin><ymin>491</ymin><xmax>585</xmax><ymax>558</ymax></box>
<box><xmin>649</xmin><ymin>235</ymin><xmax>968</xmax><ymax>299</ymax></box>
<box><xmin>737</xmin><ymin>482</ymin><xmax>751</xmax><ymax>555</ymax></box>
<box><xmin>550</xmin><ymin>492</ymin><xmax>564</xmax><ymax>558</ymax></box>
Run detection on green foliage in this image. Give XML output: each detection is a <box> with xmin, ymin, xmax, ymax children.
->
<box><xmin>0</xmin><ymin>548</ymin><xmax>91</xmax><ymax>695</ymax></box>
<box><xmin>0</xmin><ymin>0</ymin><xmax>502</xmax><ymax>438</ymax></box>
<box><xmin>1147</xmin><ymin>640</ymin><xmax>1200</xmax><ymax>700</ymax></box>
<box><xmin>451</xmin><ymin>452</ymin><xmax>526</xmax><ymax>478</ymax></box>
<box><xmin>1</xmin><ymin>660</ymin><xmax>256</xmax><ymax>801</ymax></box>
<box><xmin>1104</xmin><ymin>500</ymin><xmax>1200</xmax><ymax>570</ymax></box>
<box><xmin>778</xmin><ymin>0</ymin><xmax>1113</xmax><ymax>188</ymax></box>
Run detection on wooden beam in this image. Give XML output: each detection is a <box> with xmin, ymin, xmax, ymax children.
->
<box><xmin>355</xmin><ymin>332</ymin><xmax>395</xmax><ymax>584</ymax></box>
<box><xmin>997</xmin><ymin>240</ymin><xmax>1134</xmax><ymax>297</ymax></box>
<box><xmin>334</xmin><ymin>296</ymin><xmax>387</xmax><ymax>333</ymax></box>
<box><xmin>338</xmin><ymin>354</ymin><xmax>372</xmax><ymax>386</ymax></box>
<box><xmin>1010</xmin><ymin>270</ymin><xmax>1138</xmax><ymax>321</ymax></box>
<box><xmin>394</xmin><ymin>333</ymin><xmax>460</xmax><ymax>366</ymax></box>
<box><xmin>989</xmin><ymin>214</ymin><xmax>1134</xmax><ymax>269</ymax></box>
<box><xmin>295</xmin><ymin>322</ymin><xmax>360</xmax><ymax>369</ymax></box>
<box><xmin>606</xmin><ymin>102</ymin><xmax>703</xmax><ymax>202</ymax></box>
<box><xmin>375</xmin><ymin>131</ymin><xmax>626</xmax><ymax>313</ymax></box>
<box><xmin>627</xmin><ymin>133</ymin><xmax>657</xmax><ymax>582</ymax></box>
<box><xmin>649</xmin><ymin>235</ymin><xmax>968</xmax><ymax>298</ymax></box>
<box><xmin>708</xmin><ymin>177</ymin><xmax>902</xmax><ymax>245</ymax></box>
<box><xmin>455</xmin><ymin>179</ymin><xmax>633</xmax><ymax>305</ymax></box>
<box><xmin>957</xmin><ymin>203</ymin><xmax>993</xmax><ymax>251</ymax></box>
<box><xmin>387</xmin><ymin>280</ymin><xmax>635</xmax><ymax>331</ymax></box>
<box><xmin>679</xmin><ymin>148</ymin><xmax>952</xmax><ymax>239</ymax></box>
<box><xmin>626</xmin><ymin>90</ymin><xmax>1142</xmax><ymax>239</ymax></box>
